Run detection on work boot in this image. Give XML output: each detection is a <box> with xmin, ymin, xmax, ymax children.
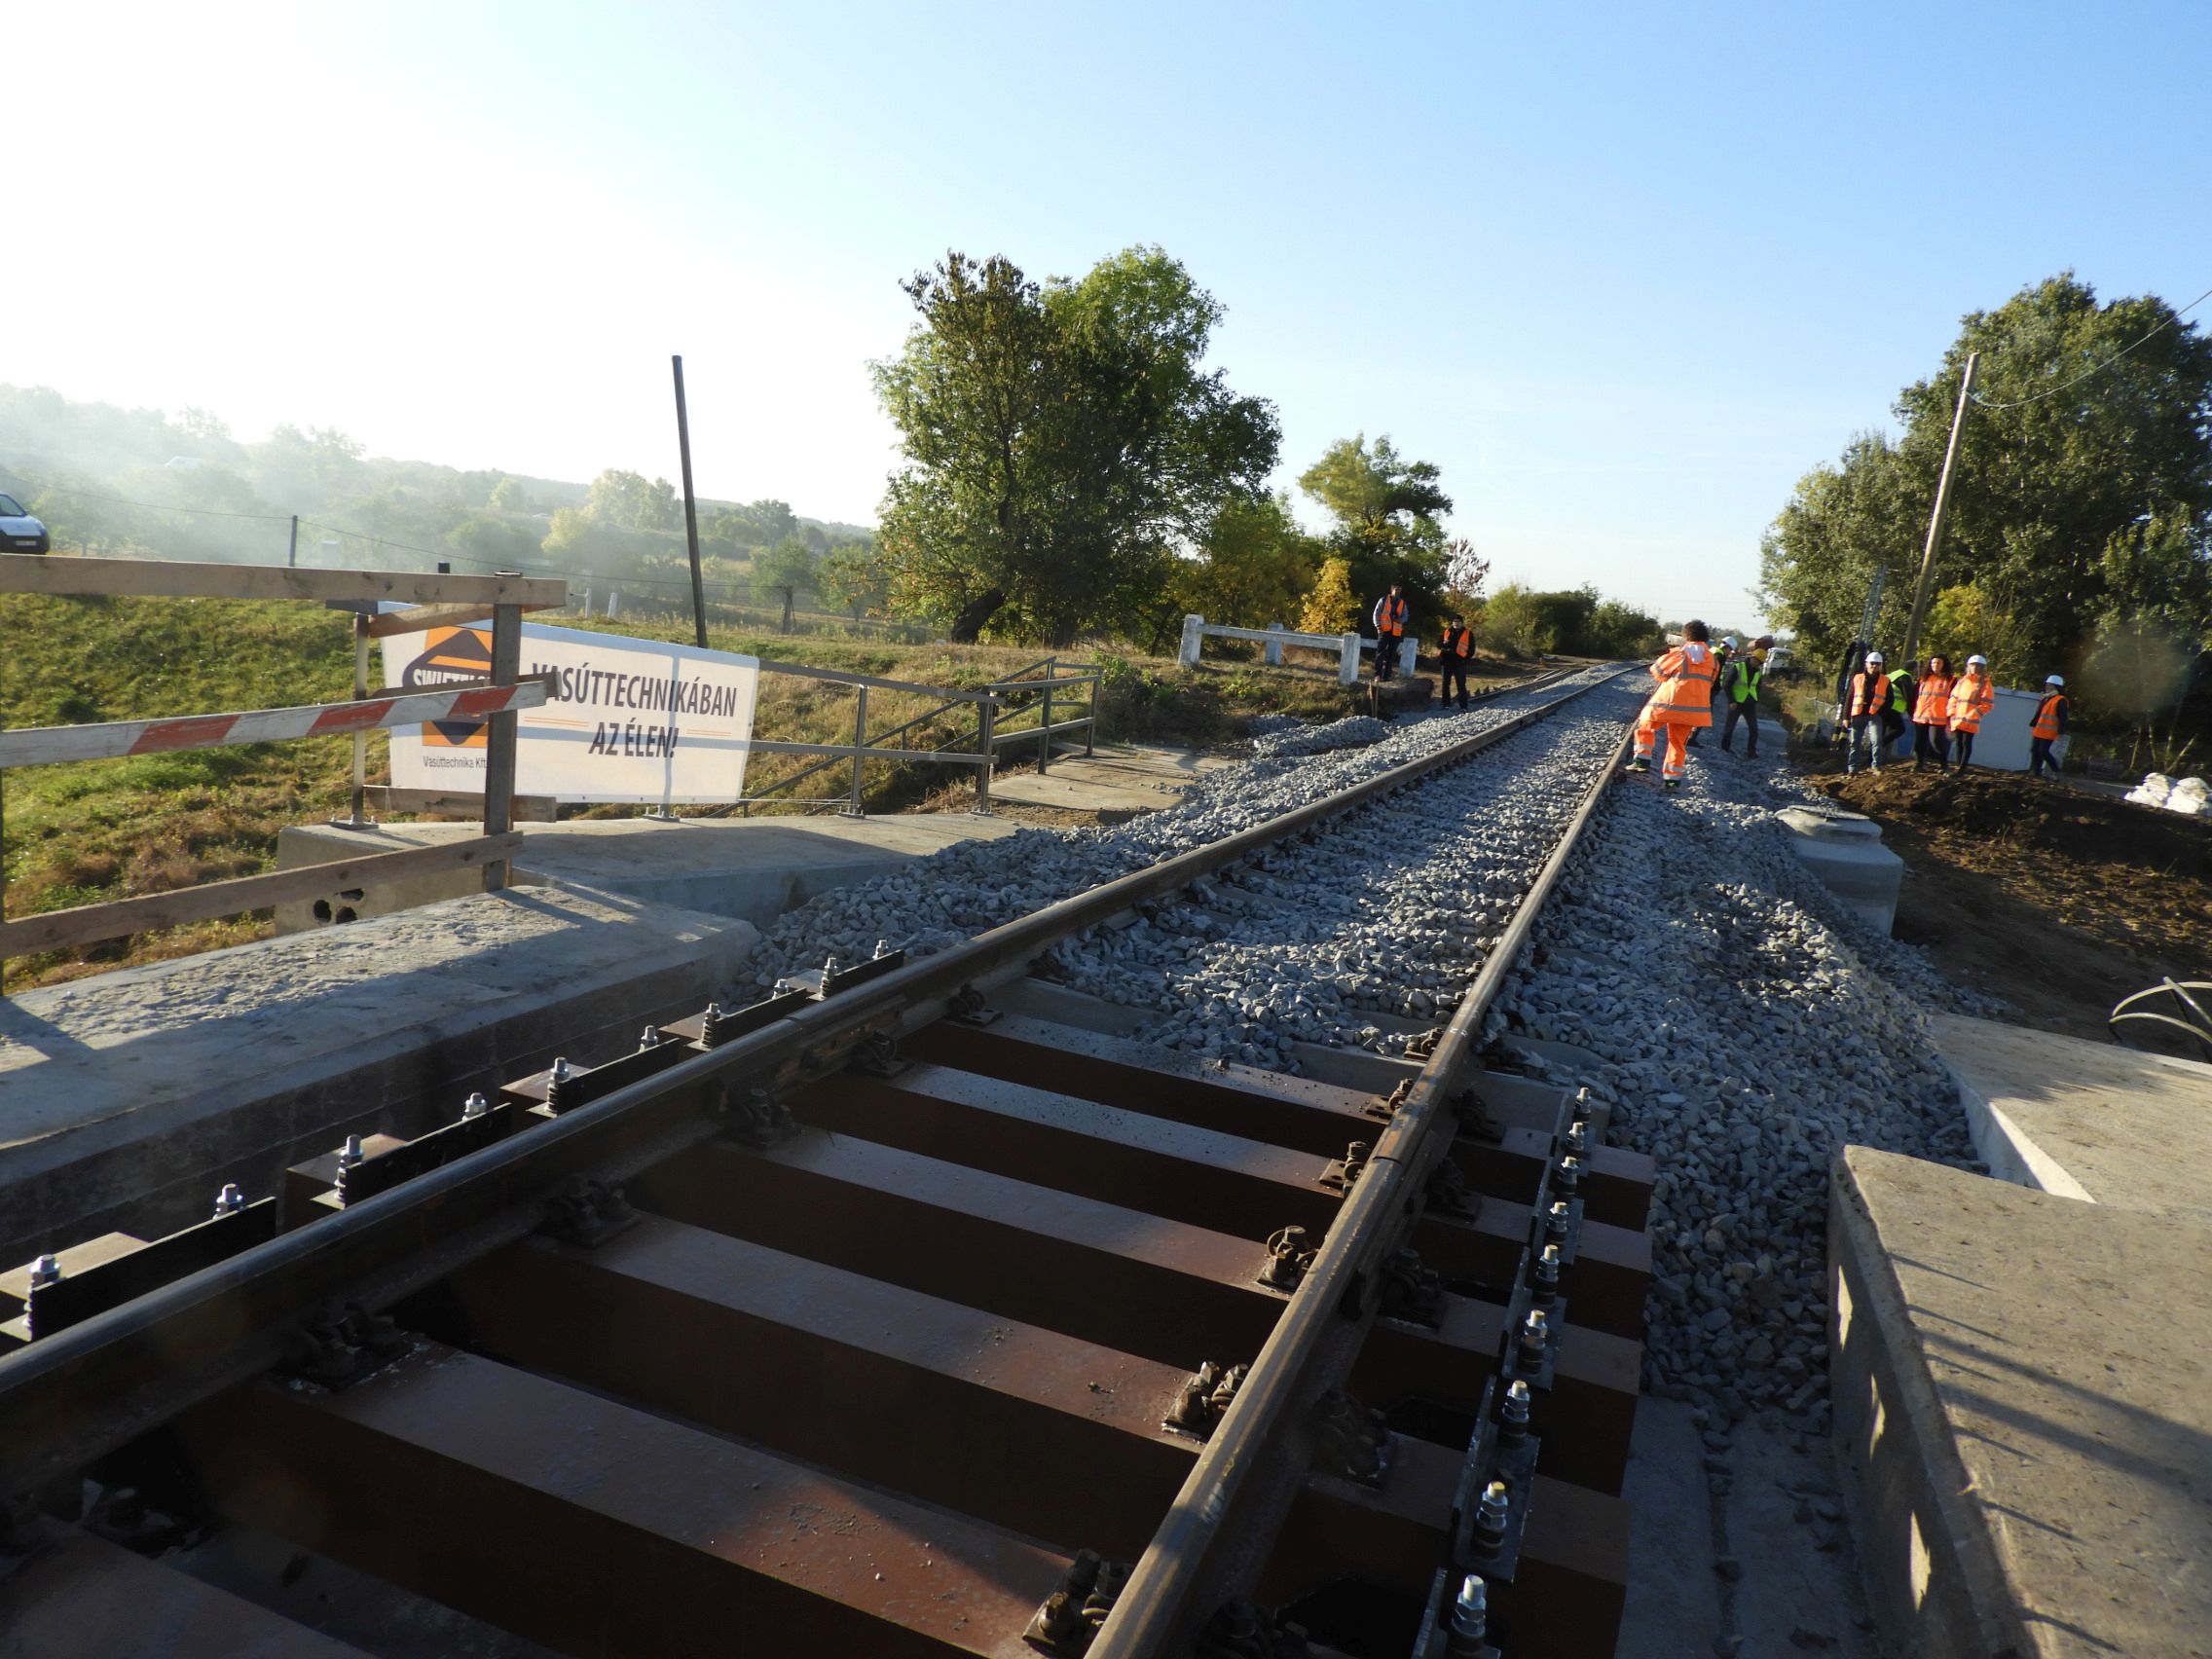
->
<box><xmin>1627</xmin><ymin>756</ymin><xmax>1650</xmax><ymax>773</ymax></box>
<box><xmin>1663</xmin><ymin>779</ymin><xmax>1680</xmax><ymax>791</ymax></box>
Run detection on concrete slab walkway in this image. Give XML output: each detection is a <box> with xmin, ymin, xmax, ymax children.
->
<box><xmin>1935</xmin><ymin>1011</ymin><xmax>2212</xmax><ymax>1222</ymax></box>
<box><xmin>989</xmin><ymin>743</ymin><xmax>1234</xmax><ymax>815</ymax></box>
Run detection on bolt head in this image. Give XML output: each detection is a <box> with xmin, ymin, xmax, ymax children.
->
<box><xmin>29</xmin><ymin>1253</ymin><xmax>61</xmax><ymax>1287</ymax></box>
<box><xmin>338</xmin><ymin>1134</ymin><xmax>364</xmax><ymax>1166</ymax></box>
<box><xmin>462</xmin><ymin>1091</ymin><xmax>490</xmax><ymax>1119</ymax></box>
<box><xmin>640</xmin><ymin>1024</ymin><xmax>659</xmax><ymax>1049</ymax></box>
<box><xmin>551</xmin><ymin>1057</ymin><xmax>571</xmax><ymax>1082</ymax></box>
<box><xmin>874</xmin><ymin>939</ymin><xmax>890</xmax><ymax>958</ymax></box>
<box><xmin>213</xmin><ymin>1183</ymin><xmax>245</xmax><ymax>1215</ymax></box>
<box><xmin>1523</xmin><ymin>1309</ymin><xmax>1549</xmax><ymax>1345</ymax></box>
<box><xmin>705</xmin><ymin>1000</ymin><xmax>725</xmax><ymax>1019</ymax></box>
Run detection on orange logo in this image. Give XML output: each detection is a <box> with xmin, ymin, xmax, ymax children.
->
<box><xmin>402</xmin><ymin>626</ymin><xmax>494</xmax><ymax>749</ymax></box>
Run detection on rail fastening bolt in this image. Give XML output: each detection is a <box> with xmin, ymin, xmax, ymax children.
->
<box><xmin>1475</xmin><ymin>1479</ymin><xmax>1511</xmax><ymax>1547</ymax></box>
<box><xmin>1546</xmin><ymin>1200</ymin><xmax>1571</xmax><ymax>1237</ymax></box>
<box><xmin>1501</xmin><ymin>1379</ymin><xmax>1532</xmax><ymax>1439</ymax></box>
<box><xmin>337</xmin><ymin>1134</ymin><xmax>364</xmax><ymax>1169</ymax></box>
<box><xmin>28</xmin><ymin>1254</ymin><xmax>61</xmax><ymax>1289</ymax></box>
<box><xmin>1566</xmin><ymin>1119</ymin><xmax>1588</xmax><ymax>1157</ymax></box>
<box><xmin>1521</xmin><ymin>1308</ymin><xmax>1550</xmax><ymax>1363</ymax></box>
<box><xmin>213</xmin><ymin>1183</ymin><xmax>246</xmax><ymax>1217</ymax></box>
<box><xmin>1557</xmin><ymin>1155</ymin><xmax>1583</xmax><ymax>1193</ymax></box>
<box><xmin>1533</xmin><ymin>1242</ymin><xmax>1562</xmax><ymax>1303</ymax></box>
<box><xmin>640</xmin><ymin>1024</ymin><xmax>659</xmax><ymax>1049</ymax></box>
<box><xmin>1452</xmin><ymin>1573</ymin><xmax>1489</xmax><ymax>1641</ymax></box>
<box><xmin>873</xmin><ymin>938</ymin><xmax>890</xmax><ymax>958</ymax></box>
<box><xmin>462</xmin><ymin>1091</ymin><xmax>490</xmax><ymax>1120</ymax></box>
<box><xmin>823</xmin><ymin>955</ymin><xmax>840</xmax><ymax>980</ymax></box>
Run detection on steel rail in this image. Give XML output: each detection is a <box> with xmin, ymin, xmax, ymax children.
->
<box><xmin>0</xmin><ymin>670</ymin><xmax>1630</xmax><ymax>1501</ymax></box>
<box><xmin>1090</xmin><ymin>718</ymin><xmax>1638</xmax><ymax>1656</ymax></box>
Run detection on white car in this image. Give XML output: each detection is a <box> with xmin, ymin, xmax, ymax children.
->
<box><xmin>0</xmin><ymin>493</ymin><xmax>50</xmax><ymax>554</ymax></box>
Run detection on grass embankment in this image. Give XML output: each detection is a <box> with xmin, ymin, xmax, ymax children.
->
<box><xmin>4</xmin><ymin>598</ymin><xmax>1494</xmax><ymax>990</ymax></box>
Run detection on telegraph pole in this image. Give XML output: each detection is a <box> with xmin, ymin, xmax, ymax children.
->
<box><xmin>1901</xmin><ymin>350</ymin><xmax>1977</xmax><ymax>665</ymax></box>
<box><xmin>671</xmin><ymin>354</ymin><xmax>709</xmax><ymax>650</ymax></box>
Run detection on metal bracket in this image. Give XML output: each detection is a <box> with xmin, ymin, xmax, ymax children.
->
<box><xmin>1022</xmin><ymin>1548</ymin><xmax>1131</xmax><ymax>1655</ymax></box>
<box><xmin>1162</xmin><ymin>1360</ymin><xmax>1249</xmax><ymax>1442</ymax></box>
<box><xmin>850</xmin><ymin>1028</ymin><xmax>906</xmax><ymax>1077</ymax></box>
<box><xmin>1405</xmin><ymin>1026</ymin><xmax>1444</xmax><ymax>1061</ymax></box>
<box><xmin>1311</xmin><ymin>1386</ymin><xmax>1393</xmax><ymax>1487</ymax></box>
<box><xmin>1362</xmin><ymin>1079</ymin><xmax>1414</xmax><ymax>1123</ymax></box>
<box><xmin>1257</xmin><ymin>1226</ymin><xmax>1316</xmax><ymax>1293</ymax></box>
<box><xmin>1424</xmin><ymin>1156</ymin><xmax>1480</xmax><ymax>1220</ymax></box>
<box><xmin>277</xmin><ymin>1301</ymin><xmax>405</xmax><ymax>1390</ymax></box>
<box><xmin>947</xmin><ymin>982</ymin><xmax>1001</xmax><ymax>1026</ymax></box>
<box><xmin>1452</xmin><ymin>1086</ymin><xmax>1505</xmax><ymax>1144</ymax></box>
<box><xmin>1318</xmin><ymin>1140</ymin><xmax>1370</xmax><ymax>1193</ymax></box>
<box><xmin>1197</xmin><ymin>1603</ymin><xmax>1317</xmax><ymax>1658</ymax></box>
<box><xmin>718</xmin><ymin>1086</ymin><xmax>797</xmax><ymax>1149</ymax></box>
<box><xmin>538</xmin><ymin>1177</ymin><xmax>640</xmax><ymax>1248</ymax></box>
<box><xmin>1380</xmin><ymin>1245</ymin><xmax>1444</xmax><ymax>1327</ymax></box>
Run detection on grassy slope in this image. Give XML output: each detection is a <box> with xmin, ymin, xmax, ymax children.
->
<box><xmin>3</xmin><ymin>596</ymin><xmax>1519</xmax><ymax>989</ymax></box>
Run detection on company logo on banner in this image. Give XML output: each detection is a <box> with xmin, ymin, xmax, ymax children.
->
<box><xmin>385</xmin><ymin>623</ymin><xmax>759</xmax><ymax>804</ymax></box>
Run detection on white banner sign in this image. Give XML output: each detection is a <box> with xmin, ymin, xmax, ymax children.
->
<box><xmin>384</xmin><ymin>623</ymin><xmax>758</xmax><ymax>804</ymax></box>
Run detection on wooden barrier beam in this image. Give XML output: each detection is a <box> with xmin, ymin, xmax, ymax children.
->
<box><xmin>0</xmin><ymin>554</ymin><xmax>566</xmax><ymax>609</ymax></box>
<box><xmin>0</xmin><ymin>833</ymin><xmax>525</xmax><ymax>957</ymax></box>
<box><xmin>0</xmin><ymin>677</ymin><xmax>553</xmax><ymax>769</ymax></box>
<box><xmin>362</xmin><ymin>787</ymin><xmax>560</xmax><ymax>822</ymax></box>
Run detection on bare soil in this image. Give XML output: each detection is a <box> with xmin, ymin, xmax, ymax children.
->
<box><xmin>1805</xmin><ymin>761</ymin><xmax>2212</xmax><ymax>1045</ymax></box>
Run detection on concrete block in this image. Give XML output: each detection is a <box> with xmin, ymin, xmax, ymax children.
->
<box><xmin>1775</xmin><ymin>806</ymin><xmax>1901</xmax><ymax>935</ymax></box>
<box><xmin>1828</xmin><ymin>1145</ymin><xmax>2212</xmax><ymax>1659</ymax></box>
<box><xmin>0</xmin><ymin>887</ymin><xmax>757</xmax><ymax>1265</ymax></box>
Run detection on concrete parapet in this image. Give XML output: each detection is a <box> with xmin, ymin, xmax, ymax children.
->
<box><xmin>1775</xmin><ymin>806</ymin><xmax>1901</xmax><ymax>935</ymax></box>
<box><xmin>0</xmin><ymin>887</ymin><xmax>757</xmax><ymax>1265</ymax></box>
<box><xmin>1828</xmin><ymin>1145</ymin><xmax>2212</xmax><ymax>1659</ymax></box>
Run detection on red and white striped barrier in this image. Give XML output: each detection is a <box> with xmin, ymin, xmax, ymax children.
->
<box><xmin>0</xmin><ymin>676</ymin><xmax>554</xmax><ymax>769</ymax></box>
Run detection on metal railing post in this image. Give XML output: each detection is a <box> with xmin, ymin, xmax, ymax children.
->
<box><xmin>1084</xmin><ymin>669</ymin><xmax>1097</xmax><ymax>756</ymax></box>
<box><xmin>976</xmin><ymin>697</ymin><xmax>995</xmax><ymax>814</ymax></box>
<box><xmin>841</xmin><ymin>684</ymin><xmax>869</xmax><ymax>818</ymax></box>
<box><xmin>332</xmin><ymin>611</ymin><xmax>377</xmax><ymax>830</ymax></box>
<box><xmin>1040</xmin><ymin>658</ymin><xmax>1053</xmax><ymax>776</ymax></box>
<box><xmin>482</xmin><ymin>600</ymin><xmax>523</xmax><ymax>890</ymax></box>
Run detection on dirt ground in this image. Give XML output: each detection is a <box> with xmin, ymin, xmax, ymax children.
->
<box><xmin>1806</xmin><ymin>761</ymin><xmax>2212</xmax><ymax>1046</ymax></box>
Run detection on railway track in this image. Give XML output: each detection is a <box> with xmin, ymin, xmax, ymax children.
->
<box><xmin>0</xmin><ymin>668</ymin><xmax>1653</xmax><ymax>1659</ymax></box>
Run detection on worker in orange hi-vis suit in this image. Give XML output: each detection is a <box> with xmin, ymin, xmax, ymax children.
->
<box><xmin>1946</xmin><ymin>654</ymin><xmax>1996</xmax><ymax>772</ymax></box>
<box><xmin>1628</xmin><ymin>620</ymin><xmax>1717</xmax><ymax>790</ymax></box>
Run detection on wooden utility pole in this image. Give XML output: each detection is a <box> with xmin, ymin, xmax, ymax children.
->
<box><xmin>671</xmin><ymin>354</ymin><xmax>709</xmax><ymax>650</ymax></box>
<box><xmin>1901</xmin><ymin>351</ymin><xmax>1977</xmax><ymax>665</ymax></box>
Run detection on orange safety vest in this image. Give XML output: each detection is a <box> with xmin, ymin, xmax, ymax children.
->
<box><xmin>1914</xmin><ymin>674</ymin><xmax>1955</xmax><ymax>723</ymax></box>
<box><xmin>2031</xmin><ymin>692</ymin><xmax>2067</xmax><ymax>740</ymax></box>
<box><xmin>1948</xmin><ymin>673</ymin><xmax>1994</xmax><ymax>733</ymax></box>
<box><xmin>1438</xmin><ymin>626</ymin><xmax>1472</xmax><ymax>659</ymax></box>
<box><xmin>1847</xmin><ymin>671</ymin><xmax>1891</xmax><ymax>718</ymax></box>
<box><xmin>1375</xmin><ymin>595</ymin><xmax>1408</xmax><ymax>634</ymax></box>
<box><xmin>1647</xmin><ymin>645</ymin><xmax>1716</xmax><ymax>727</ymax></box>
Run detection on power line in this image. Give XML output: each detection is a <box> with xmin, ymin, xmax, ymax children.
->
<box><xmin>1969</xmin><ymin>280</ymin><xmax>2212</xmax><ymax>411</ymax></box>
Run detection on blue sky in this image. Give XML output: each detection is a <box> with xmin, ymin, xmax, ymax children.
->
<box><xmin>15</xmin><ymin>0</ymin><xmax>2211</xmax><ymax>628</ymax></box>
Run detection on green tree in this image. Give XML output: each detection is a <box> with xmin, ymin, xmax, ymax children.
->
<box><xmin>1475</xmin><ymin>582</ymin><xmax>1543</xmax><ymax>658</ymax></box>
<box><xmin>1298</xmin><ymin>556</ymin><xmax>1361</xmax><ymax>635</ymax></box>
<box><xmin>1763</xmin><ymin>274</ymin><xmax>2212</xmax><ymax>697</ymax></box>
<box><xmin>819</xmin><ymin>540</ymin><xmax>890</xmax><ymax>621</ymax></box>
<box><xmin>487</xmin><ymin>476</ymin><xmax>528</xmax><ymax>512</ymax></box>
<box><xmin>1298</xmin><ymin>434</ymin><xmax>1454</xmax><ymax>632</ymax></box>
<box><xmin>584</xmin><ymin>468</ymin><xmax>682</xmax><ymax>533</ymax></box>
<box><xmin>1172</xmin><ymin>492</ymin><xmax>1324</xmax><ymax>637</ymax></box>
<box><xmin>871</xmin><ymin>246</ymin><xmax>1279</xmax><ymax>644</ymax></box>
<box><xmin>754</xmin><ymin>535</ymin><xmax>818</xmax><ymax>633</ymax></box>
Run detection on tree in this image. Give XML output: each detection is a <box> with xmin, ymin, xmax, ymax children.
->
<box><xmin>1475</xmin><ymin>583</ymin><xmax>1543</xmax><ymax>658</ymax></box>
<box><xmin>754</xmin><ymin>535</ymin><xmax>818</xmax><ymax>633</ymax></box>
<box><xmin>584</xmin><ymin>468</ymin><xmax>682</xmax><ymax>533</ymax></box>
<box><xmin>819</xmin><ymin>541</ymin><xmax>890</xmax><ymax>621</ymax></box>
<box><xmin>1763</xmin><ymin>274</ymin><xmax>2212</xmax><ymax>698</ymax></box>
<box><xmin>487</xmin><ymin>476</ymin><xmax>528</xmax><ymax>512</ymax></box>
<box><xmin>1298</xmin><ymin>556</ymin><xmax>1361</xmax><ymax>635</ymax></box>
<box><xmin>1173</xmin><ymin>492</ymin><xmax>1324</xmax><ymax>636</ymax></box>
<box><xmin>1298</xmin><ymin>434</ymin><xmax>1455</xmax><ymax>631</ymax></box>
<box><xmin>1587</xmin><ymin>599</ymin><xmax>1663</xmax><ymax>658</ymax></box>
<box><xmin>1442</xmin><ymin>537</ymin><xmax>1490</xmax><ymax>613</ymax></box>
<box><xmin>871</xmin><ymin>245</ymin><xmax>1279</xmax><ymax>644</ymax></box>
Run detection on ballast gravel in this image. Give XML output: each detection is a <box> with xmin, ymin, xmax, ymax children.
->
<box><xmin>744</xmin><ymin>664</ymin><xmax>1986</xmax><ymax>1434</ymax></box>
<box><xmin>1249</xmin><ymin>715</ymin><xmax>1390</xmax><ymax>759</ymax></box>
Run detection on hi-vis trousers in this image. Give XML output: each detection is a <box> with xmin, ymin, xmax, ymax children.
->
<box><xmin>1634</xmin><ymin>716</ymin><xmax>1695</xmax><ymax>782</ymax></box>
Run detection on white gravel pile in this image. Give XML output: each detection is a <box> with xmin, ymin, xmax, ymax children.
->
<box><xmin>741</xmin><ymin>666</ymin><xmax>1626</xmax><ymax>996</ymax></box>
<box><xmin>1495</xmin><ymin>740</ymin><xmax>1986</xmax><ymax>1430</ymax></box>
<box><xmin>1249</xmin><ymin>715</ymin><xmax>1390</xmax><ymax>758</ymax></box>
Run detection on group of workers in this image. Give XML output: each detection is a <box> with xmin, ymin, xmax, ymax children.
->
<box><xmin>1842</xmin><ymin>650</ymin><xmax>2069</xmax><ymax>779</ymax></box>
<box><xmin>1626</xmin><ymin>623</ymin><xmax>1772</xmax><ymax>787</ymax></box>
<box><xmin>1370</xmin><ymin>585</ymin><xmax>2075</xmax><ymax>789</ymax></box>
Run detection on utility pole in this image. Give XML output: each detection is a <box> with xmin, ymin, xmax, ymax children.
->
<box><xmin>1901</xmin><ymin>350</ymin><xmax>1977</xmax><ymax>665</ymax></box>
<box><xmin>671</xmin><ymin>354</ymin><xmax>709</xmax><ymax>650</ymax></box>
<box><xmin>287</xmin><ymin>514</ymin><xmax>299</xmax><ymax>568</ymax></box>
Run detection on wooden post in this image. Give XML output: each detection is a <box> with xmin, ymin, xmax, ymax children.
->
<box><xmin>1084</xmin><ymin>669</ymin><xmax>1096</xmax><ymax>756</ymax></box>
<box><xmin>1902</xmin><ymin>350</ymin><xmax>1978</xmax><ymax>666</ymax></box>
<box><xmin>335</xmin><ymin>611</ymin><xmax>374</xmax><ymax>829</ymax></box>
<box><xmin>1039</xmin><ymin>659</ymin><xmax>1053</xmax><ymax>776</ymax></box>
<box><xmin>842</xmin><ymin>686</ymin><xmax>869</xmax><ymax>819</ymax></box>
<box><xmin>976</xmin><ymin>698</ymin><xmax>995</xmax><ymax>815</ymax></box>
<box><xmin>483</xmin><ymin>600</ymin><xmax>524</xmax><ymax>890</ymax></box>
<box><xmin>672</xmin><ymin>355</ymin><xmax>709</xmax><ymax>651</ymax></box>
<box><xmin>287</xmin><ymin>516</ymin><xmax>299</xmax><ymax>568</ymax></box>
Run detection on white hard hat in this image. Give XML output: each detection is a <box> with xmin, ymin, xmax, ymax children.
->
<box><xmin>1865</xmin><ymin>650</ymin><xmax>1884</xmax><ymax>663</ymax></box>
<box><xmin>1968</xmin><ymin>654</ymin><xmax>1987</xmax><ymax>667</ymax></box>
<box><xmin>2046</xmin><ymin>674</ymin><xmax>2064</xmax><ymax>687</ymax></box>
<box><xmin>1723</xmin><ymin>636</ymin><xmax>1740</xmax><ymax>648</ymax></box>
